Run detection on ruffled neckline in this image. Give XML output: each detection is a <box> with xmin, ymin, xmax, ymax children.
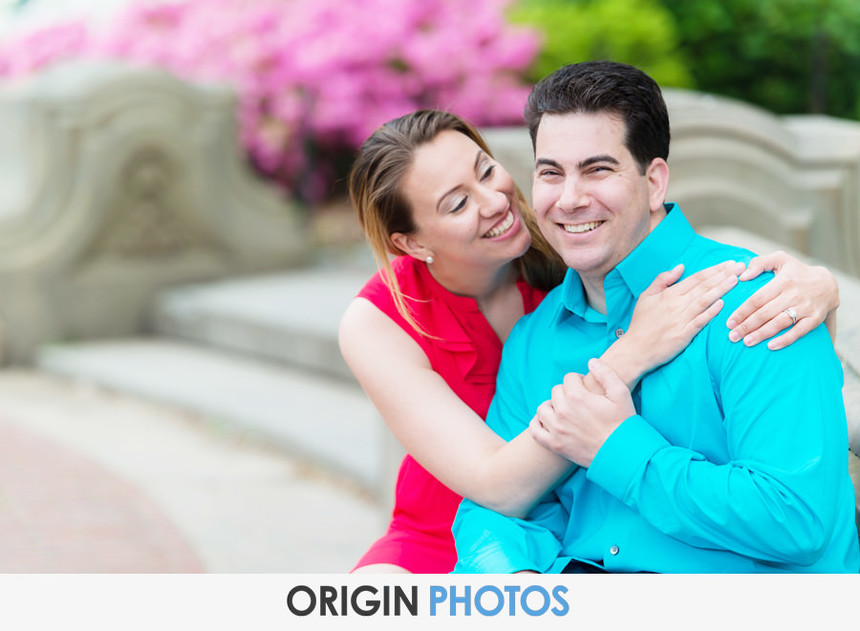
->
<box><xmin>401</xmin><ymin>258</ymin><xmax>531</xmax><ymax>384</ymax></box>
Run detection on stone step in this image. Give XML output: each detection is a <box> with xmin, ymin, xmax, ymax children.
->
<box><xmin>150</xmin><ymin>267</ymin><xmax>374</xmax><ymax>382</ymax></box>
<box><xmin>36</xmin><ymin>339</ymin><xmax>386</xmax><ymax>494</ymax></box>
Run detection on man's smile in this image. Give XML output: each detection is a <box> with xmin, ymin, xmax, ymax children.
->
<box><xmin>562</xmin><ymin>220</ymin><xmax>605</xmax><ymax>234</ymax></box>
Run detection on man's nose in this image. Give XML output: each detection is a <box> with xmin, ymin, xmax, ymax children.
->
<box><xmin>556</xmin><ymin>178</ymin><xmax>588</xmax><ymax>212</ymax></box>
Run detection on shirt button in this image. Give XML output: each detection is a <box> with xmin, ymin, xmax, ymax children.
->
<box><xmin>615</xmin><ymin>328</ymin><xmax>625</xmax><ymax>338</ymax></box>
<box><xmin>610</xmin><ymin>545</ymin><xmax>620</xmax><ymax>556</ymax></box>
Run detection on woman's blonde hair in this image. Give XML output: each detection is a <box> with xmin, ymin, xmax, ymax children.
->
<box><xmin>348</xmin><ymin>109</ymin><xmax>565</xmax><ymax>335</ymax></box>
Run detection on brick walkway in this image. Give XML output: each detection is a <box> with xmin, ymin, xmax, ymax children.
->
<box><xmin>0</xmin><ymin>419</ymin><xmax>203</xmax><ymax>573</ymax></box>
<box><xmin>0</xmin><ymin>370</ymin><xmax>382</xmax><ymax>573</ymax></box>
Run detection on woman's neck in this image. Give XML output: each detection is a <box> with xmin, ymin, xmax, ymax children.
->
<box><xmin>428</xmin><ymin>259</ymin><xmax>524</xmax><ymax>342</ymax></box>
<box><xmin>426</xmin><ymin>260</ymin><xmax>518</xmax><ymax>303</ymax></box>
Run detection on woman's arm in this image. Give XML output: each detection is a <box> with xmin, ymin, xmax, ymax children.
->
<box><xmin>342</xmin><ymin>254</ymin><xmax>840</xmax><ymax>519</ymax></box>
<box><xmin>339</xmin><ymin>262</ymin><xmax>740</xmax><ymax>518</ymax></box>
<box><xmin>339</xmin><ymin>298</ymin><xmax>566</xmax><ymax>516</ymax></box>
<box><xmin>588</xmin><ymin>260</ymin><xmax>744</xmax><ymax>389</ymax></box>
<box><xmin>532</xmin><ymin>253</ymin><xmax>842</xmax><ymax>466</ymax></box>
<box><xmin>725</xmin><ymin>251</ymin><xmax>839</xmax><ymax>349</ymax></box>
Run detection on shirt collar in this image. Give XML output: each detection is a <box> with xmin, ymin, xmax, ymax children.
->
<box><xmin>614</xmin><ymin>203</ymin><xmax>696</xmax><ymax>297</ymax></box>
<box><xmin>560</xmin><ymin>203</ymin><xmax>696</xmax><ymax>316</ymax></box>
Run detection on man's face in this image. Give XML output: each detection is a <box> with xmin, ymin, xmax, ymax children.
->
<box><xmin>531</xmin><ymin>112</ymin><xmax>667</xmax><ymax>285</ymax></box>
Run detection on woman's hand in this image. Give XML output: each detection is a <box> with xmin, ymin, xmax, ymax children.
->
<box><xmin>531</xmin><ymin>359</ymin><xmax>635</xmax><ymax>467</ymax></box>
<box><xmin>603</xmin><ymin>260</ymin><xmax>743</xmax><ymax>387</ymax></box>
<box><xmin>726</xmin><ymin>251</ymin><xmax>840</xmax><ymax>350</ymax></box>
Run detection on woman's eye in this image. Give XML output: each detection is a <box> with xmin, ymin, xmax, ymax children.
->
<box><xmin>480</xmin><ymin>164</ymin><xmax>495</xmax><ymax>180</ymax></box>
<box><xmin>451</xmin><ymin>196</ymin><xmax>467</xmax><ymax>213</ymax></box>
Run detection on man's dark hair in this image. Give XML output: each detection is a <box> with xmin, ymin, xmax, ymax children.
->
<box><xmin>524</xmin><ymin>60</ymin><xmax>670</xmax><ymax>173</ymax></box>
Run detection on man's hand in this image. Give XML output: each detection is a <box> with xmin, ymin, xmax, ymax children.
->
<box><xmin>529</xmin><ymin>359</ymin><xmax>636</xmax><ymax>467</ymax></box>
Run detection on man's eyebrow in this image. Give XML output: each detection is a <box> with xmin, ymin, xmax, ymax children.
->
<box><xmin>535</xmin><ymin>158</ymin><xmax>562</xmax><ymax>170</ymax></box>
<box><xmin>435</xmin><ymin>149</ymin><xmax>484</xmax><ymax>213</ymax></box>
<box><xmin>536</xmin><ymin>155</ymin><xmax>621</xmax><ymax>172</ymax></box>
<box><xmin>578</xmin><ymin>154</ymin><xmax>619</xmax><ymax>170</ymax></box>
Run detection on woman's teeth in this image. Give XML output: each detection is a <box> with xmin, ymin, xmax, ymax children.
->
<box><xmin>484</xmin><ymin>211</ymin><xmax>514</xmax><ymax>238</ymax></box>
<box><xmin>564</xmin><ymin>221</ymin><xmax>603</xmax><ymax>234</ymax></box>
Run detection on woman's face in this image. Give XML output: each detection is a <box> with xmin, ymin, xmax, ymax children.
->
<box><xmin>398</xmin><ymin>130</ymin><xmax>532</xmax><ymax>271</ymax></box>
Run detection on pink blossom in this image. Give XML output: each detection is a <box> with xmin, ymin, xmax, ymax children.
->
<box><xmin>2</xmin><ymin>0</ymin><xmax>539</xmax><ymax>201</ymax></box>
<box><xmin>0</xmin><ymin>20</ymin><xmax>89</xmax><ymax>79</ymax></box>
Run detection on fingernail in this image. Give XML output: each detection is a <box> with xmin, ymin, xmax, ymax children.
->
<box><xmin>729</xmin><ymin>330</ymin><xmax>740</xmax><ymax>342</ymax></box>
<box><xmin>743</xmin><ymin>335</ymin><xmax>755</xmax><ymax>346</ymax></box>
<box><xmin>727</xmin><ymin>318</ymin><xmax>736</xmax><ymax>329</ymax></box>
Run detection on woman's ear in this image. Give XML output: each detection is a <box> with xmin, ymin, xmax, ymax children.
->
<box><xmin>391</xmin><ymin>232</ymin><xmax>432</xmax><ymax>262</ymax></box>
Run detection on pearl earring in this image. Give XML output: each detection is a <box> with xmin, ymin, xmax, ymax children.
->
<box><xmin>426</xmin><ymin>256</ymin><xmax>434</xmax><ymax>265</ymax></box>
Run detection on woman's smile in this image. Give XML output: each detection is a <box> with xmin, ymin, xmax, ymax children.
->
<box><xmin>483</xmin><ymin>209</ymin><xmax>518</xmax><ymax>239</ymax></box>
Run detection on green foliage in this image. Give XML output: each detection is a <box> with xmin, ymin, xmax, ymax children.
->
<box><xmin>661</xmin><ymin>0</ymin><xmax>860</xmax><ymax>118</ymax></box>
<box><xmin>508</xmin><ymin>0</ymin><xmax>694</xmax><ymax>89</ymax></box>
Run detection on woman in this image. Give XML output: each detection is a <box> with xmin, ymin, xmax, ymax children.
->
<box><xmin>339</xmin><ymin>110</ymin><xmax>839</xmax><ymax>573</ymax></box>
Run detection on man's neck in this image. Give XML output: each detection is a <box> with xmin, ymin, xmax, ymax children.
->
<box><xmin>580</xmin><ymin>275</ymin><xmax>607</xmax><ymax>315</ymax></box>
<box><xmin>579</xmin><ymin>204</ymin><xmax>670</xmax><ymax>315</ymax></box>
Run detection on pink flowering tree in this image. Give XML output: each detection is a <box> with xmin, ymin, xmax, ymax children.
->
<box><xmin>0</xmin><ymin>0</ymin><xmax>540</xmax><ymax>203</ymax></box>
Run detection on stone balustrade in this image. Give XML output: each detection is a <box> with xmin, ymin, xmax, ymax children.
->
<box><xmin>0</xmin><ymin>60</ymin><xmax>309</xmax><ymax>364</ymax></box>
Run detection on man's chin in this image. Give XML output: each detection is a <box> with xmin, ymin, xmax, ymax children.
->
<box><xmin>559</xmin><ymin>254</ymin><xmax>611</xmax><ymax>277</ymax></box>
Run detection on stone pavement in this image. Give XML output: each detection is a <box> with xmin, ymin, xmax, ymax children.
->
<box><xmin>0</xmin><ymin>369</ymin><xmax>384</xmax><ymax>573</ymax></box>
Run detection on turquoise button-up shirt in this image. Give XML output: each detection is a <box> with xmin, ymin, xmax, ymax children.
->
<box><xmin>453</xmin><ymin>205</ymin><xmax>860</xmax><ymax>573</ymax></box>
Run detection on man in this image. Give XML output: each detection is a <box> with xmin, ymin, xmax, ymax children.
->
<box><xmin>452</xmin><ymin>61</ymin><xmax>860</xmax><ymax>573</ymax></box>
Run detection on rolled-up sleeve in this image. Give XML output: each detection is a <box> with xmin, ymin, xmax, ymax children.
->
<box><xmin>453</xmin><ymin>497</ymin><xmax>568</xmax><ymax>573</ymax></box>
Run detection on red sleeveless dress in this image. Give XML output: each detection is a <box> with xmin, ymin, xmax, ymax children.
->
<box><xmin>352</xmin><ymin>256</ymin><xmax>546</xmax><ymax>573</ymax></box>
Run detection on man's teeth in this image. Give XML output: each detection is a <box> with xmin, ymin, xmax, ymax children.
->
<box><xmin>484</xmin><ymin>211</ymin><xmax>514</xmax><ymax>238</ymax></box>
<box><xmin>563</xmin><ymin>221</ymin><xmax>602</xmax><ymax>234</ymax></box>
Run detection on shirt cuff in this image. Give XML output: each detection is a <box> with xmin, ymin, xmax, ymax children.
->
<box><xmin>453</xmin><ymin>541</ymin><xmax>541</xmax><ymax>574</ymax></box>
<box><xmin>586</xmin><ymin>414</ymin><xmax>670</xmax><ymax>501</ymax></box>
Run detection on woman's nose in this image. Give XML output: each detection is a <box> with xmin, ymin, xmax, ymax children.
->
<box><xmin>479</xmin><ymin>186</ymin><xmax>509</xmax><ymax>217</ymax></box>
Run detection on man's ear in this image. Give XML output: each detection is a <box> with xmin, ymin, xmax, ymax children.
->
<box><xmin>391</xmin><ymin>232</ymin><xmax>432</xmax><ymax>262</ymax></box>
<box><xmin>645</xmin><ymin>157</ymin><xmax>670</xmax><ymax>213</ymax></box>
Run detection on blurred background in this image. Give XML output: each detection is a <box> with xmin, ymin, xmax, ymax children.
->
<box><xmin>0</xmin><ymin>0</ymin><xmax>858</xmax><ymax>573</ymax></box>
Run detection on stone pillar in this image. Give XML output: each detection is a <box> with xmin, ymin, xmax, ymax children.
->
<box><xmin>0</xmin><ymin>60</ymin><xmax>309</xmax><ymax>364</ymax></box>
